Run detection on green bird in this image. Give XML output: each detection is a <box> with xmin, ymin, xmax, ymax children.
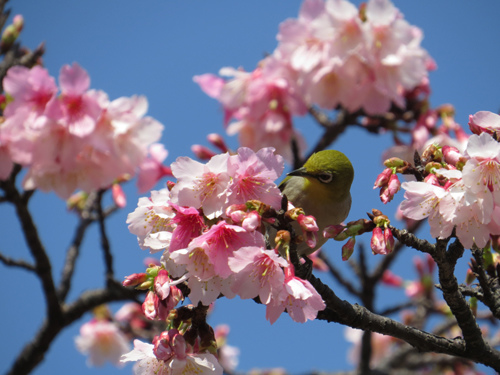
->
<box><xmin>279</xmin><ymin>149</ymin><xmax>354</xmax><ymax>257</ymax></box>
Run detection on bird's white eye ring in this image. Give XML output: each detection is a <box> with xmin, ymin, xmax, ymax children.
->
<box><xmin>318</xmin><ymin>172</ymin><xmax>333</xmax><ymax>184</ymax></box>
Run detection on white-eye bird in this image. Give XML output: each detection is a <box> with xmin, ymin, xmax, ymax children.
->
<box><xmin>278</xmin><ymin>149</ymin><xmax>354</xmax><ymax>257</ymax></box>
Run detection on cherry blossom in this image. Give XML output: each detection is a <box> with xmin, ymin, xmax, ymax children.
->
<box><xmin>75</xmin><ymin>319</ymin><xmax>130</xmax><ymax>367</ymax></box>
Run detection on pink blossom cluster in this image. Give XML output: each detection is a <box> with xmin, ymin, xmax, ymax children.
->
<box><xmin>195</xmin><ymin>0</ymin><xmax>433</xmax><ymax>159</ymax></box>
<box><xmin>0</xmin><ymin>63</ymin><xmax>164</xmax><ymax>198</ymax></box>
<box><xmin>127</xmin><ymin>147</ymin><xmax>326</xmax><ymax>324</ymax></box>
<box><xmin>398</xmin><ymin>111</ymin><xmax>500</xmax><ymax>249</ymax></box>
<box><xmin>194</xmin><ymin>62</ymin><xmax>308</xmax><ymax>163</ymax></box>
<box><xmin>121</xmin><ymin>330</ymin><xmax>223</xmax><ymax>375</ymax></box>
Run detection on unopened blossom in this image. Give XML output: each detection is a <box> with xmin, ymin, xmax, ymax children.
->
<box><xmin>75</xmin><ymin>319</ymin><xmax>130</xmax><ymax>367</ymax></box>
<box><xmin>297</xmin><ymin>214</ymin><xmax>319</xmax><ymax>249</ymax></box>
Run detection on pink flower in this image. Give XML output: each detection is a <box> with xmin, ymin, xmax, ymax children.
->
<box><xmin>228</xmin><ymin>246</ymin><xmax>288</xmax><ymax>304</ymax></box>
<box><xmin>196</xmin><ymin>60</ymin><xmax>307</xmax><ymax>162</ymax></box>
<box><xmin>468</xmin><ymin>110</ymin><xmax>500</xmax><ymax>136</ymax></box>
<box><xmin>127</xmin><ymin>189</ymin><xmax>176</xmax><ymax>252</ymax></box>
<box><xmin>2</xmin><ymin>64</ymin><xmax>164</xmax><ymax>198</ymax></box>
<box><xmin>184</xmin><ymin>221</ymin><xmax>266</xmax><ymax>278</ymax></box>
<box><xmin>266</xmin><ymin>272</ymin><xmax>325</xmax><ymax>324</ymax></box>
<box><xmin>3</xmin><ymin>65</ymin><xmax>57</xmax><ymax>119</ymax></box>
<box><xmin>75</xmin><ymin>319</ymin><xmax>130</xmax><ymax>367</ymax></box>
<box><xmin>226</xmin><ymin>147</ymin><xmax>284</xmax><ymax>209</ymax></box>
<box><xmin>137</xmin><ymin>143</ymin><xmax>172</xmax><ymax>193</ymax></box>
<box><xmin>121</xmin><ymin>335</ymin><xmax>223</xmax><ymax>375</ymax></box>
<box><xmin>45</xmin><ymin>63</ymin><xmax>101</xmax><ymax>137</ymax></box>
<box><xmin>463</xmin><ymin>132</ymin><xmax>500</xmax><ymax>202</ymax></box>
<box><xmin>170</xmin><ymin>153</ymin><xmax>231</xmax><ymax>219</ymax></box>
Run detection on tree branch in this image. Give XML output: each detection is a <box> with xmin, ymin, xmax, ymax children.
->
<box><xmin>308</xmin><ymin>272</ymin><xmax>500</xmax><ymax>371</ymax></box>
<box><xmin>0</xmin><ymin>251</ymin><xmax>35</xmax><ymax>271</ymax></box>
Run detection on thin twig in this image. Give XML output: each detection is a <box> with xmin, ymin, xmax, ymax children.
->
<box><xmin>0</xmin><ymin>251</ymin><xmax>36</xmax><ymax>271</ymax></box>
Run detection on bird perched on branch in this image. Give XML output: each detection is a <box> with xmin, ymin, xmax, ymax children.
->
<box><xmin>278</xmin><ymin>149</ymin><xmax>354</xmax><ymax>257</ymax></box>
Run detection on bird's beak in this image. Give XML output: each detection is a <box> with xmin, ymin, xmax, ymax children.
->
<box><xmin>287</xmin><ymin>166</ymin><xmax>308</xmax><ymax>177</ymax></box>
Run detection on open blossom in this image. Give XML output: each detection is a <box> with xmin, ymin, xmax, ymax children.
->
<box><xmin>121</xmin><ymin>336</ymin><xmax>222</xmax><ymax>375</ymax></box>
<box><xmin>127</xmin><ymin>189</ymin><xmax>175</xmax><ymax>252</ymax></box>
<box><xmin>266</xmin><ymin>271</ymin><xmax>325</xmax><ymax>324</ymax></box>
<box><xmin>227</xmin><ymin>147</ymin><xmax>284</xmax><ymax>209</ymax></box>
<box><xmin>274</xmin><ymin>0</ymin><xmax>433</xmax><ymax>115</ymax></box>
<box><xmin>75</xmin><ymin>319</ymin><xmax>130</xmax><ymax>367</ymax></box>
<box><xmin>170</xmin><ymin>153</ymin><xmax>231</xmax><ymax>219</ymax></box>
<box><xmin>0</xmin><ymin>63</ymin><xmax>164</xmax><ymax>197</ymax></box>
<box><xmin>400</xmin><ymin>131</ymin><xmax>500</xmax><ymax>249</ymax></box>
<box><xmin>195</xmin><ymin>59</ymin><xmax>307</xmax><ymax>162</ymax></box>
<box><xmin>228</xmin><ymin>246</ymin><xmax>288</xmax><ymax>304</ymax></box>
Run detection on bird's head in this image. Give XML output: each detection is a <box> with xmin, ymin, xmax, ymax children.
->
<box><xmin>286</xmin><ymin>150</ymin><xmax>354</xmax><ymax>202</ymax></box>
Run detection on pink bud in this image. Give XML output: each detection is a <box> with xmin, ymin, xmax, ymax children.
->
<box><xmin>153</xmin><ymin>331</ymin><xmax>175</xmax><ymax>361</ymax></box>
<box><xmin>154</xmin><ymin>269</ymin><xmax>172</xmax><ymax>300</ymax></box>
<box><xmin>122</xmin><ymin>272</ymin><xmax>148</xmax><ymax>287</ymax></box>
<box><xmin>207</xmin><ymin>133</ymin><xmax>229</xmax><ymax>153</ymax></box>
<box><xmin>191</xmin><ymin>144</ymin><xmax>216</xmax><ymax>160</ymax></box>
<box><xmin>424</xmin><ymin>173</ymin><xmax>440</xmax><ymax>186</ymax></box>
<box><xmin>342</xmin><ymin>237</ymin><xmax>355</xmax><ymax>261</ymax></box>
<box><xmin>379</xmin><ymin>174</ymin><xmax>400</xmax><ymax>204</ymax></box>
<box><xmin>242</xmin><ymin>211</ymin><xmax>261</xmax><ymax>232</ymax></box>
<box><xmin>381</xmin><ymin>270</ymin><xmax>403</xmax><ymax>287</ymax></box>
<box><xmin>13</xmin><ymin>15</ymin><xmax>23</xmax><ymax>32</ymax></box>
<box><xmin>384</xmin><ymin>228</ymin><xmax>394</xmax><ymax>254</ymax></box>
<box><xmin>373</xmin><ymin>168</ymin><xmax>393</xmax><ymax>189</ymax></box>
<box><xmin>442</xmin><ymin>145</ymin><xmax>463</xmax><ymax>167</ymax></box>
<box><xmin>323</xmin><ymin>224</ymin><xmax>345</xmax><ymax>239</ymax></box>
<box><xmin>112</xmin><ymin>183</ymin><xmax>126</xmax><ymax>208</ymax></box>
<box><xmin>142</xmin><ymin>291</ymin><xmax>159</xmax><ymax>320</ymax></box>
<box><xmin>413</xmin><ymin>256</ymin><xmax>425</xmax><ymax>277</ymax></box>
<box><xmin>371</xmin><ymin>227</ymin><xmax>386</xmax><ymax>255</ymax></box>
<box><xmin>297</xmin><ymin>214</ymin><xmax>319</xmax><ymax>232</ymax></box>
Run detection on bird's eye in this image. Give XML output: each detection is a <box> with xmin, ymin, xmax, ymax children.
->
<box><xmin>318</xmin><ymin>172</ymin><xmax>333</xmax><ymax>184</ymax></box>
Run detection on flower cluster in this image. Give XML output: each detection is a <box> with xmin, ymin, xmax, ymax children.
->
<box><xmin>127</xmin><ymin>147</ymin><xmax>326</xmax><ymax>324</ymax></box>
<box><xmin>121</xmin><ymin>329</ymin><xmax>223</xmax><ymax>375</ymax></box>
<box><xmin>195</xmin><ymin>0</ymin><xmax>433</xmax><ymax>159</ymax></box>
<box><xmin>387</xmin><ymin>110</ymin><xmax>500</xmax><ymax>249</ymax></box>
<box><xmin>0</xmin><ymin>63</ymin><xmax>165</xmax><ymax>198</ymax></box>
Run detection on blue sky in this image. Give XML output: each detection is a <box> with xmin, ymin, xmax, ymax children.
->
<box><xmin>2</xmin><ymin>1</ymin><xmax>500</xmax><ymax>374</ymax></box>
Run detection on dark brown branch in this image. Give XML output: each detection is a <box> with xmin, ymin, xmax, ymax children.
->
<box><xmin>0</xmin><ymin>251</ymin><xmax>35</xmax><ymax>271</ymax></box>
<box><xmin>471</xmin><ymin>247</ymin><xmax>500</xmax><ymax>319</ymax></box>
<box><xmin>7</xmin><ymin>281</ymin><xmax>142</xmax><ymax>375</ymax></box>
<box><xmin>318</xmin><ymin>251</ymin><xmax>361</xmax><ymax>297</ymax></box>
<box><xmin>308</xmin><ymin>271</ymin><xmax>500</xmax><ymax>371</ymax></box>
<box><xmin>0</xmin><ymin>177</ymin><xmax>63</xmax><ymax>322</ymax></box>
<box><xmin>96</xmin><ymin>190</ymin><xmax>114</xmax><ymax>282</ymax></box>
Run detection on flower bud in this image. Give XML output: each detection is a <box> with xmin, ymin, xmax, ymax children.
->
<box><xmin>465</xmin><ymin>268</ymin><xmax>476</xmax><ymax>285</ymax></box>
<box><xmin>207</xmin><ymin>133</ymin><xmax>229</xmax><ymax>153</ymax></box>
<box><xmin>191</xmin><ymin>144</ymin><xmax>216</xmax><ymax>160</ymax></box>
<box><xmin>242</xmin><ymin>210</ymin><xmax>261</xmax><ymax>232</ymax></box>
<box><xmin>342</xmin><ymin>237</ymin><xmax>355</xmax><ymax>261</ymax></box>
<box><xmin>371</xmin><ymin>227</ymin><xmax>386</xmax><ymax>255</ymax></box>
<box><xmin>383</xmin><ymin>157</ymin><xmax>407</xmax><ymax>169</ymax></box>
<box><xmin>381</xmin><ymin>270</ymin><xmax>403</xmax><ymax>287</ymax></box>
<box><xmin>123</xmin><ymin>272</ymin><xmax>148</xmax><ymax>287</ymax></box>
<box><xmin>323</xmin><ymin>224</ymin><xmax>345</xmax><ymax>239</ymax></box>
<box><xmin>373</xmin><ymin>168</ymin><xmax>392</xmax><ymax>189</ymax></box>
<box><xmin>112</xmin><ymin>183</ymin><xmax>126</xmax><ymax>208</ymax></box>
<box><xmin>286</xmin><ymin>207</ymin><xmax>305</xmax><ymax>221</ymax></box>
